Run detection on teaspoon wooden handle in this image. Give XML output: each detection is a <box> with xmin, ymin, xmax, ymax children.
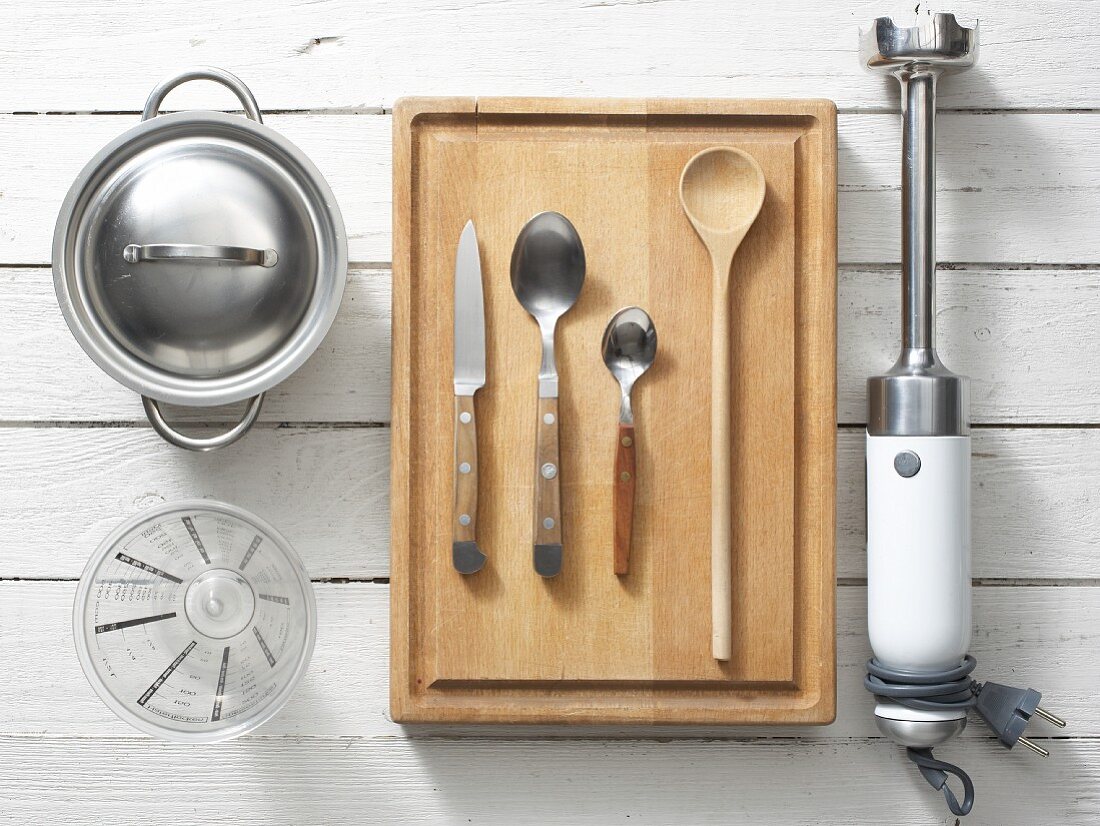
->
<box><xmin>613</xmin><ymin>423</ymin><xmax>636</xmax><ymax>575</ymax></box>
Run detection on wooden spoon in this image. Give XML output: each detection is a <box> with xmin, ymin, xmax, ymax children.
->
<box><xmin>679</xmin><ymin>146</ymin><xmax>766</xmax><ymax>662</ymax></box>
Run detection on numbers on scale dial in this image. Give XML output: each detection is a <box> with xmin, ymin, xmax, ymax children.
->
<box><xmin>83</xmin><ymin>508</ymin><xmax>309</xmax><ymax>733</ymax></box>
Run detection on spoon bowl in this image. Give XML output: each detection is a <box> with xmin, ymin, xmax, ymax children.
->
<box><xmin>679</xmin><ymin>147</ymin><xmax>766</xmax><ymax>241</ymax></box>
<box><xmin>602</xmin><ymin>307</ymin><xmax>657</xmax><ymax>418</ymax></box>
<box><xmin>510</xmin><ymin>212</ymin><xmax>586</xmax><ymax>324</ymax></box>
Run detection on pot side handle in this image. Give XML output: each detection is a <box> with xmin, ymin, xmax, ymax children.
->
<box><xmin>142</xmin><ymin>67</ymin><xmax>263</xmax><ymax>123</ymax></box>
<box><xmin>142</xmin><ymin>393</ymin><xmax>265</xmax><ymax>452</ymax></box>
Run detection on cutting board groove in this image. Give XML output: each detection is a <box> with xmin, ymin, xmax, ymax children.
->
<box><xmin>391</xmin><ymin>97</ymin><xmax>836</xmax><ymax>724</ymax></box>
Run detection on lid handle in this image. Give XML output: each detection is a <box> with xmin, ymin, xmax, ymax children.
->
<box><xmin>142</xmin><ymin>394</ymin><xmax>265</xmax><ymax>452</ymax></box>
<box><xmin>124</xmin><ymin>243</ymin><xmax>278</xmax><ymax>268</ymax></box>
<box><xmin>142</xmin><ymin>67</ymin><xmax>263</xmax><ymax>123</ymax></box>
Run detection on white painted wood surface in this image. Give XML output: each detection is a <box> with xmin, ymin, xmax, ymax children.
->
<box><xmin>6</xmin><ymin>267</ymin><xmax>1100</xmax><ymax>424</ymax></box>
<box><xmin>5</xmin><ymin>113</ymin><xmax>1100</xmax><ymax>266</ymax></box>
<box><xmin>4</xmin><ymin>426</ymin><xmax>1100</xmax><ymax>580</ymax></box>
<box><xmin>2</xmin><ymin>1</ymin><xmax>1097</xmax><ymax>824</ymax></box>
<box><xmin>0</xmin><ymin>1</ymin><xmax>1095</xmax><ymax>111</ymax></box>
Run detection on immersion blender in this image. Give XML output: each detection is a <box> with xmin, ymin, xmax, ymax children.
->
<box><xmin>860</xmin><ymin>14</ymin><xmax>1065</xmax><ymax>817</ymax></box>
<box><xmin>862</xmin><ymin>13</ymin><xmax>976</xmax><ymax>750</ymax></box>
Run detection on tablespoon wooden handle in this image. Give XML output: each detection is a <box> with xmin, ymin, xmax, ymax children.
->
<box><xmin>613</xmin><ymin>423</ymin><xmax>636</xmax><ymax>575</ymax></box>
<box><xmin>533</xmin><ymin>397</ymin><xmax>563</xmax><ymax>577</ymax></box>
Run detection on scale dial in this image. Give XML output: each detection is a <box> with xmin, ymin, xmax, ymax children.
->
<box><xmin>74</xmin><ymin>500</ymin><xmax>316</xmax><ymax>742</ymax></box>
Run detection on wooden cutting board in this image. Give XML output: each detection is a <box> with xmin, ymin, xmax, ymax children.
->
<box><xmin>390</xmin><ymin>97</ymin><xmax>836</xmax><ymax>724</ymax></box>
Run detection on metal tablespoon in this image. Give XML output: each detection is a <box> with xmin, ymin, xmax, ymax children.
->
<box><xmin>601</xmin><ymin>307</ymin><xmax>657</xmax><ymax>576</ymax></box>
<box><xmin>679</xmin><ymin>146</ymin><xmax>766</xmax><ymax>661</ymax></box>
<box><xmin>510</xmin><ymin>212</ymin><xmax>586</xmax><ymax>577</ymax></box>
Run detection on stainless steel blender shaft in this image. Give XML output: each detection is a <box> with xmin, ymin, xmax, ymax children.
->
<box><xmin>901</xmin><ymin>69</ymin><xmax>937</xmax><ymax>353</ymax></box>
<box><xmin>862</xmin><ymin>13</ymin><xmax>977</xmax><ymax>438</ymax></box>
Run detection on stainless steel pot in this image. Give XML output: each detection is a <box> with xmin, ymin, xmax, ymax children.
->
<box><xmin>53</xmin><ymin>67</ymin><xmax>347</xmax><ymax>451</ymax></box>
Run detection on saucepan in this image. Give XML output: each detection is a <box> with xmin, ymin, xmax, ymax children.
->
<box><xmin>53</xmin><ymin>67</ymin><xmax>346</xmax><ymax>451</ymax></box>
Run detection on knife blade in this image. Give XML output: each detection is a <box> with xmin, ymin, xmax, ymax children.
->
<box><xmin>452</xmin><ymin>220</ymin><xmax>488</xmax><ymax>574</ymax></box>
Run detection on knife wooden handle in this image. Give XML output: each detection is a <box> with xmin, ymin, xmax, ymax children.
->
<box><xmin>613</xmin><ymin>423</ymin><xmax>636</xmax><ymax>575</ymax></box>
<box><xmin>452</xmin><ymin>395</ymin><xmax>486</xmax><ymax>574</ymax></box>
<box><xmin>533</xmin><ymin>397</ymin><xmax>563</xmax><ymax>577</ymax></box>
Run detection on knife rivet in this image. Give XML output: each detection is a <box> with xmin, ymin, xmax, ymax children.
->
<box><xmin>543</xmin><ymin>517</ymin><xmax>555</xmax><ymax>530</ymax></box>
<box><xmin>459</xmin><ymin>514</ymin><xmax>471</xmax><ymax>526</ymax></box>
<box><xmin>543</xmin><ymin>412</ymin><xmax>555</xmax><ymax>425</ymax></box>
<box><xmin>460</xmin><ymin>411</ymin><xmax>472</xmax><ymax>424</ymax></box>
<box><xmin>620</xmin><ymin>471</ymin><xmax>631</xmax><ymax>482</ymax></box>
<box><xmin>459</xmin><ymin>462</ymin><xmax>471</xmax><ymax>474</ymax></box>
<box><xmin>621</xmin><ymin>435</ymin><xmax>633</xmax><ymax>447</ymax></box>
<box><xmin>541</xmin><ymin>463</ymin><xmax>557</xmax><ymax>480</ymax></box>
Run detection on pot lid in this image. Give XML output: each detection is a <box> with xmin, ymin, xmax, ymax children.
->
<box><xmin>54</xmin><ymin>68</ymin><xmax>346</xmax><ymax>407</ymax></box>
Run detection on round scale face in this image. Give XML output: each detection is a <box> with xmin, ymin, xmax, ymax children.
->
<box><xmin>74</xmin><ymin>501</ymin><xmax>316</xmax><ymax>742</ymax></box>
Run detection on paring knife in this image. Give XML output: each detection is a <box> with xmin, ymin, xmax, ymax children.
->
<box><xmin>452</xmin><ymin>220</ymin><xmax>488</xmax><ymax>574</ymax></box>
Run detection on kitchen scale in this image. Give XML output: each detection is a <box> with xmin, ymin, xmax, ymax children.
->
<box><xmin>74</xmin><ymin>500</ymin><xmax>316</xmax><ymax>742</ymax></box>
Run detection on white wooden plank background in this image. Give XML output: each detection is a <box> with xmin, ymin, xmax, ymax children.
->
<box><xmin>4</xmin><ymin>113</ymin><xmax>1099</xmax><ymax>267</ymax></box>
<box><xmin>2</xmin><ymin>1</ymin><xmax>1097</xmax><ymax>824</ymax></box>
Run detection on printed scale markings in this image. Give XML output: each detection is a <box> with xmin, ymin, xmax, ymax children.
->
<box><xmin>253</xmin><ymin>626</ymin><xmax>277</xmax><ymax>667</ymax></box>
<box><xmin>137</xmin><ymin>640</ymin><xmax>197</xmax><ymax>706</ymax></box>
<box><xmin>239</xmin><ymin>535</ymin><xmax>263</xmax><ymax>571</ymax></box>
<box><xmin>182</xmin><ymin>516</ymin><xmax>211</xmax><ymax>564</ymax></box>
<box><xmin>211</xmin><ymin>646</ymin><xmax>231</xmax><ymax>722</ymax></box>
<box><xmin>258</xmin><ymin>593</ymin><xmax>290</xmax><ymax>605</ymax></box>
<box><xmin>115</xmin><ymin>552</ymin><xmax>182</xmax><ymax>584</ymax></box>
<box><xmin>95</xmin><ymin>612</ymin><xmax>177</xmax><ymax>634</ymax></box>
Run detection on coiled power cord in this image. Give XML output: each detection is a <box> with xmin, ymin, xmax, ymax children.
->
<box><xmin>865</xmin><ymin>656</ymin><xmax>1065</xmax><ymax>817</ymax></box>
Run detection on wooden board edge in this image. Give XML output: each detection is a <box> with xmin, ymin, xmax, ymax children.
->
<box><xmin>812</xmin><ymin>94</ymin><xmax>839</xmax><ymax>728</ymax></box>
<box><xmin>389</xmin><ymin>103</ymin><xmax>411</xmax><ymax>722</ymax></box>
<box><xmin>476</xmin><ymin>96</ymin><xmax>648</xmax><ymax>115</ymax></box>
<box><xmin>391</xmin><ymin>96</ymin><xmax>477</xmax><ymax>122</ymax></box>
<box><xmin>645</xmin><ymin>97</ymin><xmax>839</xmax><ymax>119</ymax></box>
<box><xmin>393</xmin><ymin>689</ymin><xmax>835</xmax><ymax>726</ymax></box>
<box><xmin>824</xmin><ymin>91</ymin><xmax>839</xmax><ymax>719</ymax></box>
<box><xmin>393</xmin><ymin>97</ymin><xmax>840</xmax><ymax>121</ymax></box>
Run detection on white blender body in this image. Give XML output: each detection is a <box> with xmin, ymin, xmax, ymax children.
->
<box><xmin>867</xmin><ymin>434</ymin><xmax>971</xmax><ymax>671</ymax></box>
<box><xmin>867</xmin><ymin>432</ymin><xmax>973</xmax><ymax>742</ymax></box>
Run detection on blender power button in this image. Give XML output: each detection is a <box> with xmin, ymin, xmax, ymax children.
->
<box><xmin>893</xmin><ymin>450</ymin><xmax>921</xmax><ymax>478</ymax></box>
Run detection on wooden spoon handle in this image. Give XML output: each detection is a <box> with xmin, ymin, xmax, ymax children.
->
<box><xmin>712</xmin><ymin>265</ymin><xmax>733</xmax><ymax>662</ymax></box>
<box><xmin>533</xmin><ymin>397</ymin><xmax>563</xmax><ymax>577</ymax></box>
<box><xmin>613</xmin><ymin>423</ymin><xmax>636</xmax><ymax>575</ymax></box>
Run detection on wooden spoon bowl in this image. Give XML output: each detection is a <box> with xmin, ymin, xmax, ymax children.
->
<box><xmin>680</xmin><ymin>147</ymin><xmax>766</xmax><ymax>247</ymax></box>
